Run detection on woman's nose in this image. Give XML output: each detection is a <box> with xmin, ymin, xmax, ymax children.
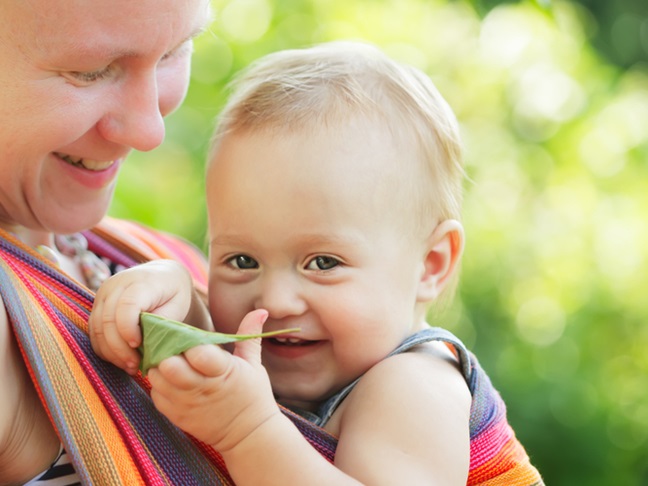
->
<box><xmin>255</xmin><ymin>273</ymin><xmax>307</xmax><ymax>320</ymax></box>
<box><xmin>96</xmin><ymin>73</ymin><xmax>167</xmax><ymax>152</ymax></box>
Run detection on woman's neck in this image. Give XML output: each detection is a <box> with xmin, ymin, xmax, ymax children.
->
<box><xmin>3</xmin><ymin>225</ymin><xmax>90</xmax><ymax>286</ymax></box>
<box><xmin>1</xmin><ymin>224</ymin><xmax>55</xmax><ymax>249</ymax></box>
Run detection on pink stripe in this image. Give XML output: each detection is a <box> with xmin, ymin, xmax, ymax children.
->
<box><xmin>469</xmin><ymin>415</ymin><xmax>514</xmax><ymax>470</ymax></box>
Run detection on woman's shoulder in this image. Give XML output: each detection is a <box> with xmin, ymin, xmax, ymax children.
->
<box><xmin>0</xmin><ymin>295</ymin><xmax>12</xmax><ymax>407</ymax></box>
<box><xmin>0</xmin><ymin>296</ymin><xmax>19</xmax><ymax>425</ymax></box>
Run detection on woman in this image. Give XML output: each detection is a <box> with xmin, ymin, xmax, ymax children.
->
<box><xmin>1</xmin><ymin>2</ymin><xmax>336</xmax><ymax>483</ymax></box>
<box><xmin>0</xmin><ymin>0</ymin><xmax>220</xmax><ymax>483</ymax></box>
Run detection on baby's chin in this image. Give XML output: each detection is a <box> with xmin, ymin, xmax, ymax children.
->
<box><xmin>272</xmin><ymin>380</ymin><xmax>337</xmax><ymax>413</ymax></box>
<box><xmin>276</xmin><ymin>396</ymin><xmax>321</xmax><ymax>413</ymax></box>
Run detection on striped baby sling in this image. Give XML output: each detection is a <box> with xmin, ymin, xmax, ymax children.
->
<box><xmin>0</xmin><ymin>218</ymin><xmax>336</xmax><ymax>485</ymax></box>
<box><xmin>1</xmin><ymin>217</ymin><xmax>542</xmax><ymax>485</ymax></box>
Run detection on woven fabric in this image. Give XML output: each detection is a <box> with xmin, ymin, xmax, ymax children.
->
<box><xmin>293</xmin><ymin>327</ymin><xmax>543</xmax><ymax>485</ymax></box>
<box><xmin>394</xmin><ymin>329</ymin><xmax>544</xmax><ymax>485</ymax></box>
<box><xmin>0</xmin><ymin>219</ymin><xmax>336</xmax><ymax>485</ymax></box>
<box><xmin>466</xmin><ymin>354</ymin><xmax>544</xmax><ymax>485</ymax></box>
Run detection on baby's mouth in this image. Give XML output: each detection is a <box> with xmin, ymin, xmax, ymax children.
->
<box><xmin>268</xmin><ymin>337</ymin><xmax>317</xmax><ymax>347</ymax></box>
<box><xmin>55</xmin><ymin>152</ymin><xmax>116</xmax><ymax>171</ymax></box>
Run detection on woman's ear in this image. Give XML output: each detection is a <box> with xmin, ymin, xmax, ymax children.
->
<box><xmin>416</xmin><ymin>219</ymin><xmax>464</xmax><ymax>302</ymax></box>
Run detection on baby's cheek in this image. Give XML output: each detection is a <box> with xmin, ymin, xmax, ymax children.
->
<box><xmin>209</xmin><ymin>309</ymin><xmax>240</xmax><ymax>335</ymax></box>
<box><xmin>209</xmin><ymin>292</ymin><xmax>248</xmax><ymax>335</ymax></box>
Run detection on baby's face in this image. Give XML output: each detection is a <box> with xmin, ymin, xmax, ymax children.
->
<box><xmin>205</xmin><ymin>119</ymin><xmax>429</xmax><ymax>410</ymax></box>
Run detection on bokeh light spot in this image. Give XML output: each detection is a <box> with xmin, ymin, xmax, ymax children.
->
<box><xmin>218</xmin><ymin>0</ymin><xmax>272</xmax><ymax>43</ymax></box>
<box><xmin>515</xmin><ymin>296</ymin><xmax>566</xmax><ymax>346</ymax></box>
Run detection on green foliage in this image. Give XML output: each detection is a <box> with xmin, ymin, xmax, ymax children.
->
<box><xmin>572</xmin><ymin>0</ymin><xmax>648</xmax><ymax>68</ymax></box>
<box><xmin>111</xmin><ymin>0</ymin><xmax>648</xmax><ymax>483</ymax></box>
<box><xmin>464</xmin><ymin>0</ymin><xmax>648</xmax><ymax>68</ymax></box>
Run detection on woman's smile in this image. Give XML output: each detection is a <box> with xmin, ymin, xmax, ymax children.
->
<box><xmin>54</xmin><ymin>152</ymin><xmax>119</xmax><ymax>171</ymax></box>
<box><xmin>54</xmin><ymin>152</ymin><xmax>122</xmax><ymax>190</ymax></box>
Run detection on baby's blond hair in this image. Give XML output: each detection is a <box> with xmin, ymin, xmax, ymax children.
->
<box><xmin>210</xmin><ymin>40</ymin><xmax>464</xmax><ymax>234</ymax></box>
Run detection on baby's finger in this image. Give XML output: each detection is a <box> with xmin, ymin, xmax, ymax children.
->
<box><xmin>92</xmin><ymin>279</ymin><xmax>141</xmax><ymax>346</ymax></box>
<box><xmin>92</xmin><ymin>303</ymin><xmax>141</xmax><ymax>373</ymax></box>
<box><xmin>183</xmin><ymin>344</ymin><xmax>232</xmax><ymax>379</ymax></box>
<box><xmin>111</xmin><ymin>295</ymin><xmax>145</xmax><ymax>349</ymax></box>
<box><xmin>154</xmin><ymin>354</ymin><xmax>204</xmax><ymax>390</ymax></box>
<box><xmin>232</xmin><ymin>309</ymin><xmax>268</xmax><ymax>365</ymax></box>
<box><xmin>148</xmin><ymin>377</ymin><xmax>177</xmax><ymax>418</ymax></box>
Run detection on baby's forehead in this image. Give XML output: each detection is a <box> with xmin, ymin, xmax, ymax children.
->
<box><xmin>210</xmin><ymin>116</ymin><xmax>432</xmax><ymax>194</ymax></box>
<box><xmin>206</xmin><ymin>122</ymin><xmax>433</xmax><ymax>227</ymax></box>
<box><xmin>208</xmin><ymin>118</ymin><xmax>415</xmax><ymax>176</ymax></box>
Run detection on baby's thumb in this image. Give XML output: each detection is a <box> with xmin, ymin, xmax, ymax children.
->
<box><xmin>233</xmin><ymin>309</ymin><xmax>269</xmax><ymax>364</ymax></box>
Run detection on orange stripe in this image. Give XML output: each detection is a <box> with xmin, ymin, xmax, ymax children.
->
<box><xmin>468</xmin><ymin>436</ymin><xmax>541</xmax><ymax>485</ymax></box>
<box><xmin>32</xmin><ymin>278</ymin><xmax>146</xmax><ymax>484</ymax></box>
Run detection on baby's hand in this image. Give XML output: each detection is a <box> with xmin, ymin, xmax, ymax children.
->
<box><xmin>89</xmin><ymin>260</ymin><xmax>194</xmax><ymax>374</ymax></box>
<box><xmin>148</xmin><ymin>309</ymin><xmax>280</xmax><ymax>451</ymax></box>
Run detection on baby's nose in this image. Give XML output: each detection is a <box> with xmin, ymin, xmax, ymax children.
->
<box><xmin>255</xmin><ymin>273</ymin><xmax>307</xmax><ymax>319</ymax></box>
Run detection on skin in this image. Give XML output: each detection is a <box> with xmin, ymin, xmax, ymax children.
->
<box><xmin>0</xmin><ymin>0</ymin><xmax>211</xmax><ymax>483</ymax></box>
<box><xmin>206</xmin><ymin>121</ymin><xmax>458</xmax><ymax>411</ymax></box>
<box><xmin>91</xmin><ymin>117</ymin><xmax>471</xmax><ymax>484</ymax></box>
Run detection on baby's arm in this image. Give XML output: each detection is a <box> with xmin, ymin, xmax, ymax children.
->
<box><xmin>89</xmin><ymin>259</ymin><xmax>212</xmax><ymax>374</ymax></box>
<box><xmin>331</xmin><ymin>344</ymin><xmax>472</xmax><ymax>484</ymax></box>
<box><xmin>149</xmin><ymin>316</ymin><xmax>470</xmax><ymax>485</ymax></box>
<box><xmin>149</xmin><ymin>310</ymin><xmax>362</xmax><ymax>485</ymax></box>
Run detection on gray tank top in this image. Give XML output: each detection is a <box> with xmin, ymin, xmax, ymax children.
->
<box><xmin>286</xmin><ymin>327</ymin><xmax>473</xmax><ymax>427</ymax></box>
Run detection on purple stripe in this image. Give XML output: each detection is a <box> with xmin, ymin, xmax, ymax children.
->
<box><xmin>83</xmin><ymin>230</ymin><xmax>140</xmax><ymax>268</ymax></box>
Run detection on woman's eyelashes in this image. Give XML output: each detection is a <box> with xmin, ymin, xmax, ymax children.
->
<box><xmin>72</xmin><ymin>68</ymin><xmax>112</xmax><ymax>83</ymax></box>
<box><xmin>64</xmin><ymin>40</ymin><xmax>193</xmax><ymax>86</ymax></box>
<box><xmin>161</xmin><ymin>39</ymin><xmax>194</xmax><ymax>62</ymax></box>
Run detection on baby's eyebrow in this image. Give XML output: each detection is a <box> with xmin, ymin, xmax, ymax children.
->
<box><xmin>293</xmin><ymin>234</ymin><xmax>363</xmax><ymax>247</ymax></box>
<box><xmin>209</xmin><ymin>233</ymin><xmax>366</xmax><ymax>248</ymax></box>
<box><xmin>209</xmin><ymin>235</ymin><xmax>251</xmax><ymax>247</ymax></box>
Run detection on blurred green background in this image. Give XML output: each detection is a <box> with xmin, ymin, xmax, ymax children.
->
<box><xmin>110</xmin><ymin>0</ymin><xmax>648</xmax><ymax>483</ymax></box>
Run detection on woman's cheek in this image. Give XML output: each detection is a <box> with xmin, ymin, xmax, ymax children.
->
<box><xmin>157</xmin><ymin>56</ymin><xmax>191</xmax><ymax>117</ymax></box>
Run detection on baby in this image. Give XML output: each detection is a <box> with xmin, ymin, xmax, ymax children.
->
<box><xmin>91</xmin><ymin>41</ymin><xmax>543</xmax><ymax>485</ymax></box>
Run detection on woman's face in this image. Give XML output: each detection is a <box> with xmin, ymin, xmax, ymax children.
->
<box><xmin>0</xmin><ymin>0</ymin><xmax>210</xmax><ymax>234</ymax></box>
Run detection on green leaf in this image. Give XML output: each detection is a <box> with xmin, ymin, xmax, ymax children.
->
<box><xmin>138</xmin><ymin>312</ymin><xmax>298</xmax><ymax>375</ymax></box>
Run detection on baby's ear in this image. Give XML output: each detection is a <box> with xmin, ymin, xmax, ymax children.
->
<box><xmin>416</xmin><ymin>220</ymin><xmax>464</xmax><ymax>302</ymax></box>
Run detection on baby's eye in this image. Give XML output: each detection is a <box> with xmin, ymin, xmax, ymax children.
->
<box><xmin>306</xmin><ymin>256</ymin><xmax>340</xmax><ymax>271</ymax></box>
<box><xmin>227</xmin><ymin>254</ymin><xmax>259</xmax><ymax>270</ymax></box>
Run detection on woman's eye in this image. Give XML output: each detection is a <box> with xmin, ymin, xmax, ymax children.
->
<box><xmin>68</xmin><ymin>67</ymin><xmax>112</xmax><ymax>84</ymax></box>
<box><xmin>160</xmin><ymin>39</ymin><xmax>194</xmax><ymax>63</ymax></box>
<box><xmin>228</xmin><ymin>254</ymin><xmax>259</xmax><ymax>270</ymax></box>
<box><xmin>306</xmin><ymin>256</ymin><xmax>340</xmax><ymax>271</ymax></box>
